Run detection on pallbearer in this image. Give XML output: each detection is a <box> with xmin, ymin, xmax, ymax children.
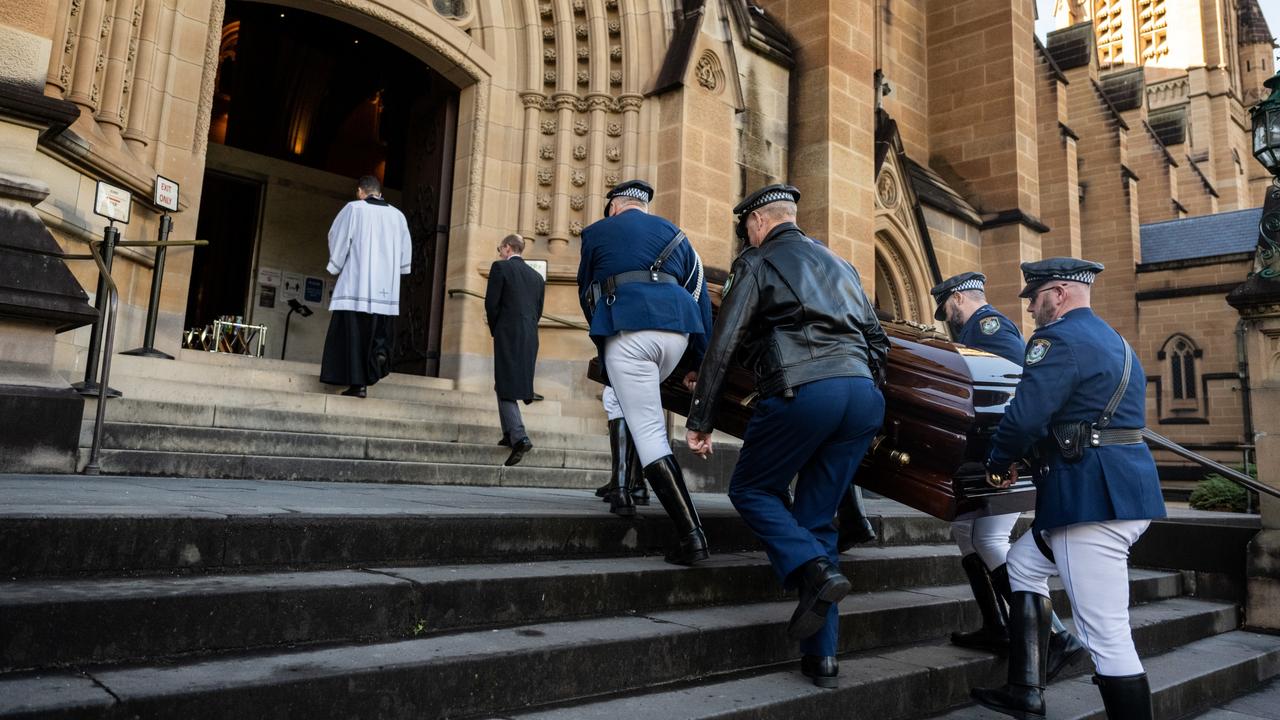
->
<box><xmin>685</xmin><ymin>184</ymin><xmax>888</xmax><ymax>688</ymax></box>
<box><xmin>578</xmin><ymin>180</ymin><xmax>713</xmax><ymax>562</ymax></box>
<box><xmin>931</xmin><ymin>272</ymin><xmax>1084</xmax><ymax>678</ymax></box>
<box><xmin>970</xmin><ymin>258</ymin><xmax>1166</xmax><ymax>719</ymax></box>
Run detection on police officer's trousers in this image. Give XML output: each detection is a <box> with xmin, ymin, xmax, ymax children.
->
<box><xmin>952</xmin><ymin>513</ymin><xmax>1020</xmax><ymax>570</ymax></box>
<box><xmin>602</xmin><ymin>386</ymin><xmax>624</xmax><ymax>421</ymax></box>
<box><xmin>728</xmin><ymin>376</ymin><xmax>884</xmax><ymax>657</ymax></box>
<box><xmin>1007</xmin><ymin>519</ymin><xmax>1151</xmax><ymax>676</ymax></box>
<box><xmin>603</xmin><ymin>330</ymin><xmax>688</xmax><ymax>466</ymax></box>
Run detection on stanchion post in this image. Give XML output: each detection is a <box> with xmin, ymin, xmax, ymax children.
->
<box><xmin>122</xmin><ymin>213</ymin><xmax>175</xmax><ymax>359</ymax></box>
<box><xmin>72</xmin><ymin>223</ymin><xmax>122</xmax><ymax>397</ymax></box>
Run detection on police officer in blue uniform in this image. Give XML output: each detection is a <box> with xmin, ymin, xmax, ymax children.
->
<box><xmin>685</xmin><ymin>184</ymin><xmax>889</xmax><ymax>688</ymax></box>
<box><xmin>578</xmin><ymin>180</ymin><xmax>713</xmax><ymax>563</ymax></box>
<box><xmin>971</xmin><ymin>258</ymin><xmax>1166</xmax><ymax>720</ymax></box>
<box><xmin>931</xmin><ymin>272</ymin><xmax>1085</xmax><ymax>677</ymax></box>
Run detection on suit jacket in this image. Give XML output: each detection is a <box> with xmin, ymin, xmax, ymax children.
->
<box><xmin>486</xmin><ymin>256</ymin><xmax>545</xmax><ymax>400</ymax></box>
<box><xmin>986</xmin><ymin>307</ymin><xmax>1166</xmax><ymax>532</ymax></box>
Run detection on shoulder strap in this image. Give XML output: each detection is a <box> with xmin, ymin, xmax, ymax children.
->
<box><xmin>650</xmin><ymin>230</ymin><xmax>687</xmax><ymax>275</ymax></box>
<box><xmin>1096</xmin><ymin>336</ymin><xmax>1133</xmax><ymax>429</ymax></box>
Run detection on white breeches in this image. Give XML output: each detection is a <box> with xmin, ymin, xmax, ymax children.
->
<box><xmin>1007</xmin><ymin>519</ymin><xmax>1152</xmax><ymax>676</ymax></box>
<box><xmin>602</xmin><ymin>386</ymin><xmax>624</xmax><ymax>421</ymax></box>
<box><xmin>951</xmin><ymin>512</ymin><xmax>1020</xmax><ymax>569</ymax></box>
<box><xmin>603</xmin><ymin>330</ymin><xmax>688</xmax><ymax>466</ymax></box>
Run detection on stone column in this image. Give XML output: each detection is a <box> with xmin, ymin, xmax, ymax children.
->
<box><xmin>517</xmin><ymin>92</ymin><xmax>545</xmax><ymax>238</ymax></box>
<box><xmin>1231</xmin><ymin>183</ymin><xmax>1280</xmax><ymax>630</ymax></box>
<box><xmin>0</xmin><ymin>0</ymin><xmax>100</xmax><ymax>471</ymax></box>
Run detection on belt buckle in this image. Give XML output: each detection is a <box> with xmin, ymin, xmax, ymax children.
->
<box><xmin>650</xmin><ymin>270</ymin><xmax>659</xmax><ymax>282</ymax></box>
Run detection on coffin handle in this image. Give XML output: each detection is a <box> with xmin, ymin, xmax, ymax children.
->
<box><xmin>871</xmin><ymin>434</ymin><xmax>911</xmax><ymax>467</ymax></box>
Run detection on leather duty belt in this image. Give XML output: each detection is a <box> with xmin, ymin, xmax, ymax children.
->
<box><xmin>601</xmin><ymin>270</ymin><xmax>678</xmax><ymax>296</ymax></box>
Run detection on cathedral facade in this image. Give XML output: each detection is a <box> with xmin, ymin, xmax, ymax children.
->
<box><xmin>0</xmin><ymin>0</ymin><xmax>1272</xmax><ymax>475</ymax></box>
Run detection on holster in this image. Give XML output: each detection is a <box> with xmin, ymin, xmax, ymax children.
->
<box><xmin>1050</xmin><ymin>421</ymin><xmax>1091</xmax><ymax>463</ymax></box>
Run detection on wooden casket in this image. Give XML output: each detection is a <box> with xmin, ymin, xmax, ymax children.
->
<box><xmin>588</xmin><ymin>308</ymin><xmax>1035</xmax><ymax>521</ymax></box>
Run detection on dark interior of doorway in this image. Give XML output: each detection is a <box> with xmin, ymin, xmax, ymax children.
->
<box><xmin>189</xmin><ymin>0</ymin><xmax>459</xmax><ymax>375</ymax></box>
<box><xmin>185</xmin><ymin>171</ymin><xmax>263</xmax><ymax>330</ymax></box>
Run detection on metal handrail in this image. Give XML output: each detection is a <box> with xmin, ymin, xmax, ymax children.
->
<box><xmin>2</xmin><ymin>236</ymin><xmax>203</xmax><ymax>474</ymax></box>
<box><xmin>1143</xmin><ymin>428</ymin><xmax>1279</xmax><ymax>501</ymax></box>
<box><xmin>447</xmin><ymin>287</ymin><xmax>589</xmax><ymax>331</ymax></box>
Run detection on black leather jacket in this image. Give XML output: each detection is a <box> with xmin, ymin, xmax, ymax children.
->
<box><xmin>686</xmin><ymin>222</ymin><xmax>889</xmax><ymax>433</ymax></box>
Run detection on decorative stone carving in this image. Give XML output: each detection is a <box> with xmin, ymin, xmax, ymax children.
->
<box><xmin>606</xmin><ymin>122</ymin><xmax>622</xmax><ymax>137</ymax></box>
<box><xmin>571</xmin><ymin>170</ymin><xmax>586</xmax><ymax>187</ymax></box>
<box><xmin>540</xmin><ymin>119</ymin><xmax>557</xmax><ymax>134</ymax></box>
<box><xmin>543</xmin><ymin>71</ymin><xmax>556</xmax><ymax>85</ymax></box>
<box><xmin>569</xmin><ymin>220</ymin><xmax>584</xmax><ymax>236</ymax></box>
<box><xmin>606</xmin><ymin>146</ymin><xmax>621</xmax><ymax>162</ymax></box>
<box><xmin>876</xmin><ymin>170</ymin><xmax>898</xmax><ymax>209</ymax></box>
<box><xmin>694</xmin><ymin>51</ymin><xmax>723</xmax><ymax>93</ymax></box>
<box><xmin>535</xmin><ymin>218</ymin><xmax>550</xmax><ymax>235</ymax></box>
<box><xmin>619</xmin><ymin>94</ymin><xmax>643</xmax><ymax>111</ymax></box>
<box><xmin>537</xmin><ymin>194</ymin><xmax>551</xmax><ymax>209</ymax></box>
<box><xmin>585</xmin><ymin>94</ymin><xmax>610</xmax><ymax>112</ymax></box>
<box><xmin>608</xmin><ymin>20</ymin><xmax>621</xmax><ymax>35</ymax></box>
<box><xmin>539</xmin><ymin>145</ymin><xmax>554</xmax><ymax>160</ymax></box>
<box><xmin>575</xmin><ymin>24</ymin><xmax>588</xmax><ymax>38</ymax></box>
<box><xmin>609</xmin><ymin>71</ymin><xmax>622</xmax><ymax>86</ymax></box>
<box><xmin>570</xmin><ymin>194</ymin><xmax>585</xmax><ymax>210</ymax></box>
<box><xmin>574</xmin><ymin>120</ymin><xmax>589</xmax><ymax>136</ymax></box>
<box><xmin>544</xmin><ymin>49</ymin><xmax>556</xmax><ymax>63</ymax></box>
<box><xmin>605</xmin><ymin>0</ymin><xmax>618</xmax><ymax>6</ymax></box>
<box><xmin>537</xmin><ymin>168</ymin><xmax>554</xmax><ymax>185</ymax></box>
<box><xmin>520</xmin><ymin>92</ymin><xmax>546</xmax><ymax>109</ymax></box>
<box><xmin>577</xmin><ymin>48</ymin><xmax>590</xmax><ymax>62</ymax></box>
<box><xmin>573</xmin><ymin>145</ymin><xmax>587</xmax><ymax>160</ymax></box>
<box><xmin>572</xmin><ymin>0</ymin><xmax>585</xmax><ymax>13</ymax></box>
<box><xmin>543</xmin><ymin>27</ymin><xmax>555</xmax><ymax>39</ymax></box>
<box><xmin>610</xmin><ymin>46</ymin><xmax>623</xmax><ymax>60</ymax></box>
<box><xmin>577</xmin><ymin>70</ymin><xmax>589</xmax><ymax>86</ymax></box>
<box><xmin>539</xmin><ymin>3</ymin><xmax>552</xmax><ymax>17</ymax></box>
<box><xmin>605</xmin><ymin>173</ymin><xmax>620</xmax><ymax>187</ymax></box>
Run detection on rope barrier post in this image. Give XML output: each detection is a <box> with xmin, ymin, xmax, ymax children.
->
<box><xmin>72</xmin><ymin>223</ymin><xmax>122</xmax><ymax>398</ymax></box>
<box><xmin>122</xmin><ymin>213</ymin><xmax>175</xmax><ymax>359</ymax></box>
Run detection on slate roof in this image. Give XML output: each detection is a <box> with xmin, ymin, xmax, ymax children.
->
<box><xmin>1046</xmin><ymin>22</ymin><xmax>1095</xmax><ymax>71</ymax></box>
<box><xmin>1140</xmin><ymin>208</ymin><xmax>1262</xmax><ymax>264</ymax></box>
<box><xmin>1239</xmin><ymin>0</ymin><xmax>1275</xmax><ymax>46</ymax></box>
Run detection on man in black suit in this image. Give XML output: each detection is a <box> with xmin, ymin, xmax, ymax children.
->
<box><xmin>486</xmin><ymin>234</ymin><xmax>546</xmax><ymax>466</ymax></box>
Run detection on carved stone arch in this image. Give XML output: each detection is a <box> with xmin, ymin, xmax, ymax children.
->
<box><xmin>873</xmin><ymin>159</ymin><xmax>934</xmax><ymax>323</ymax></box>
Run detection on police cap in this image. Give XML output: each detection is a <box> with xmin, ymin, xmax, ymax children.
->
<box><xmin>1018</xmin><ymin>257</ymin><xmax>1106</xmax><ymax>298</ymax></box>
<box><xmin>929</xmin><ymin>271</ymin><xmax>987</xmax><ymax>321</ymax></box>
<box><xmin>603</xmin><ymin>179</ymin><xmax>654</xmax><ymax>218</ymax></box>
<box><xmin>733</xmin><ymin>183</ymin><xmax>801</xmax><ymax>217</ymax></box>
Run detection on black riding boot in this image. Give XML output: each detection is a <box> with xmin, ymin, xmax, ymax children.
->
<box><xmin>595</xmin><ymin>420</ymin><xmax>620</xmax><ymax>500</ymax></box>
<box><xmin>835</xmin><ymin>485</ymin><xmax>876</xmax><ymax>551</ymax></box>
<box><xmin>644</xmin><ymin>455</ymin><xmax>709</xmax><ymax>566</ymax></box>
<box><xmin>1094</xmin><ymin>673</ymin><xmax>1153</xmax><ymax>720</ymax></box>
<box><xmin>951</xmin><ymin>554</ymin><xmax>1009</xmax><ymax>652</ymax></box>
<box><xmin>970</xmin><ymin>591</ymin><xmax>1051</xmax><ymax>719</ymax></box>
<box><xmin>989</xmin><ymin>563</ymin><xmax>1086</xmax><ymax>681</ymax></box>
<box><xmin>627</xmin><ymin>440</ymin><xmax>649</xmax><ymax>505</ymax></box>
<box><xmin>606</xmin><ymin>419</ymin><xmax>635</xmax><ymax>517</ymax></box>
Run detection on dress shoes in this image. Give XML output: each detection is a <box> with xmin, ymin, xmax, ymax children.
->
<box><xmin>498</xmin><ymin>437</ymin><xmax>511</xmax><ymax>447</ymax></box>
<box><xmin>341</xmin><ymin>385</ymin><xmax>367</xmax><ymax>398</ymax></box>
<box><xmin>835</xmin><ymin>486</ymin><xmax>876</xmax><ymax>551</ymax></box>
<box><xmin>787</xmin><ymin>558</ymin><xmax>851</xmax><ymax>642</ymax></box>
<box><xmin>801</xmin><ymin>655</ymin><xmax>838</xmax><ymax>688</ymax></box>
<box><xmin>505</xmin><ymin>437</ymin><xmax>533</xmax><ymax>466</ymax></box>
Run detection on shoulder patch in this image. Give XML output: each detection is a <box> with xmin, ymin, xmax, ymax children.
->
<box><xmin>1026</xmin><ymin>338</ymin><xmax>1051</xmax><ymax>365</ymax></box>
<box><xmin>722</xmin><ymin>273</ymin><xmax>735</xmax><ymax>297</ymax></box>
<box><xmin>979</xmin><ymin>316</ymin><xmax>1001</xmax><ymax>335</ymax></box>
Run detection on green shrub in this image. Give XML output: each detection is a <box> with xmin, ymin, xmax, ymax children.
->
<box><xmin>1188</xmin><ymin>474</ymin><xmax>1250</xmax><ymax>513</ymax></box>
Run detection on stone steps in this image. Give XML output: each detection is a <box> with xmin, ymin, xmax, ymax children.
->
<box><xmin>517</xmin><ymin>629</ymin><xmax>1280</xmax><ymax>720</ymax></box>
<box><xmin>3</xmin><ymin>548</ymin><xmax>1182</xmax><ymax>671</ymax></box>
<box><xmin>0</xmin><ymin>592</ymin><xmax>1242</xmax><ymax>720</ymax></box>
<box><xmin>1188</xmin><ymin>676</ymin><xmax>1280</xmax><ymax>719</ymax></box>
<box><xmin>109</xmin><ymin>350</ymin><xmax>457</xmax><ymax>393</ymax></box>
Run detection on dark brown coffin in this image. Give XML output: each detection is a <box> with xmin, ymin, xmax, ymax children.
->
<box><xmin>587</xmin><ymin>310</ymin><xmax>1035</xmax><ymax>521</ymax></box>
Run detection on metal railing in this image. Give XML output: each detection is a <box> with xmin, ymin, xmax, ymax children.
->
<box><xmin>447</xmin><ymin>287</ymin><xmax>590</xmax><ymax>331</ymax></box>
<box><xmin>2</xmin><ymin>236</ymin><xmax>205</xmax><ymax>474</ymax></box>
<box><xmin>1142</xmin><ymin>428</ymin><xmax>1278</xmax><ymax>501</ymax></box>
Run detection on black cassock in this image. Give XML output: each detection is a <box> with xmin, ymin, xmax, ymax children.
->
<box><xmin>486</xmin><ymin>256</ymin><xmax>545</xmax><ymax>400</ymax></box>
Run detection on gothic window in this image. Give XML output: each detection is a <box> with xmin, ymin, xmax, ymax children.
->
<box><xmin>1136</xmin><ymin>0</ymin><xmax>1167</xmax><ymax>64</ymax></box>
<box><xmin>1158</xmin><ymin>334</ymin><xmax>1203</xmax><ymax>417</ymax></box>
<box><xmin>1094</xmin><ymin>0</ymin><xmax>1125</xmax><ymax>68</ymax></box>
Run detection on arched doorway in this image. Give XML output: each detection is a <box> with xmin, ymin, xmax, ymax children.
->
<box><xmin>187</xmin><ymin>0</ymin><xmax>459</xmax><ymax>374</ymax></box>
<box><xmin>873</xmin><ymin>227</ymin><xmax>933</xmax><ymax>325</ymax></box>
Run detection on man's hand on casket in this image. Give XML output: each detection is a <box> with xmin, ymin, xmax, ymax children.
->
<box><xmin>686</xmin><ymin>430</ymin><xmax>713</xmax><ymax>458</ymax></box>
<box><xmin>682</xmin><ymin>371</ymin><xmax>698</xmax><ymax>392</ymax></box>
<box><xmin>984</xmin><ymin>458</ymin><xmax>1018</xmax><ymax>489</ymax></box>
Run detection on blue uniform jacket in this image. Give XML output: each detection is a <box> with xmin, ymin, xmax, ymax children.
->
<box><xmin>957</xmin><ymin>305</ymin><xmax>1024</xmax><ymax>365</ymax></box>
<box><xmin>987</xmin><ymin>307</ymin><xmax>1166</xmax><ymax>532</ymax></box>
<box><xmin>577</xmin><ymin>209</ymin><xmax>713</xmax><ymax>363</ymax></box>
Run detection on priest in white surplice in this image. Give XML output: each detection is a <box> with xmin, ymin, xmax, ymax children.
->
<box><xmin>320</xmin><ymin>175</ymin><xmax>413</xmax><ymax>398</ymax></box>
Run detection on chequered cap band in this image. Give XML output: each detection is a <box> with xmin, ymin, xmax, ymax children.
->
<box><xmin>616</xmin><ymin>187</ymin><xmax>650</xmax><ymax>201</ymax></box>
<box><xmin>1027</xmin><ymin>270</ymin><xmax>1097</xmax><ymax>285</ymax></box>
<box><xmin>742</xmin><ymin>190</ymin><xmax>796</xmax><ymax>213</ymax></box>
<box><xmin>953</xmin><ymin>278</ymin><xmax>985</xmax><ymax>293</ymax></box>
